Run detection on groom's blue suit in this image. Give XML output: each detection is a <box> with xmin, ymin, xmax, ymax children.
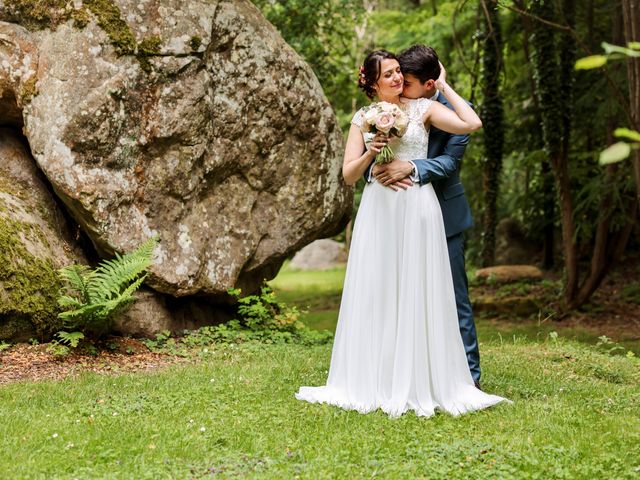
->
<box><xmin>365</xmin><ymin>93</ymin><xmax>481</xmax><ymax>382</ymax></box>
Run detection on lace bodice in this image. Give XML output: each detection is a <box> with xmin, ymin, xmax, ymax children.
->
<box><xmin>352</xmin><ymin>98</ymin><xmax>432</xmax><ymax>161</ymax></box>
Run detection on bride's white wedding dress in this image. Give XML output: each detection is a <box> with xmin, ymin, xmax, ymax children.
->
<box><xmin>295</xmin><ymin>98</ymin><xmax>509</xmax><ymax>418</ymax></box>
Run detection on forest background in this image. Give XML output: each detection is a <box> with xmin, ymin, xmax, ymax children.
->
<box><xmin>252</xmin><ymin>0</ymin><xmax>640</xmax><ymax>312</ymax></box>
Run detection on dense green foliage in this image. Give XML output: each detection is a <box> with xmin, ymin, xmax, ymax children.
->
<box><xmin>255</xmin><ymin>0</ymin><xmax>637</xmax><ymax>306</ymax></box>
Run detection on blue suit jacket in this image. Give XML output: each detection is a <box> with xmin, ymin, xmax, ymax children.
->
<box><xmin>365</xmin><ymin>94</ymin><xmax>474</xmax><ymax>238</ymax></box>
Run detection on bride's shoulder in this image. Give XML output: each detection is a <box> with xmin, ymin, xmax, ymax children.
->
<box><xmin>402</xmin><ymin>97</ymin><xmax>433</xmax><ymax>112</ymax></box>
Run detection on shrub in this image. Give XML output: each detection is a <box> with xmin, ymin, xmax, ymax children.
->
<box><xmin>143</xmin><ymin>286</ymin><xmax>333</xmax><ymax>354</ymax></box>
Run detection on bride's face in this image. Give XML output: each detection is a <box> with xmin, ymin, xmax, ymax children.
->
<box><xmin>374</xmin><ymin>59</ymin><xmax>403</xmax><ymax>97</ymax></box>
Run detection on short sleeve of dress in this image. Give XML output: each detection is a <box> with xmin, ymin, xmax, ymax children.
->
<box><xmin>417</xmin><ymin>97</ymin><xmax>433</xmax><ymax>117</ymax></box>
<box><xmin>351</xmin><ymin>108</ymin><xmax>364</xmax><ymax>128</ymax></box>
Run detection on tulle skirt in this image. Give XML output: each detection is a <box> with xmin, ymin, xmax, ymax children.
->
<box><xmin>295</xmin><ymin>181</ymin><xmax>509</xmax><ymax>418</ymax></box>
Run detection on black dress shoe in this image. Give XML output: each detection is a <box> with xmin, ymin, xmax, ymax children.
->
<box><xmin>474</xmin><ymin>381</ymin><xmax>482</xmax><ymax>391</ymax></box>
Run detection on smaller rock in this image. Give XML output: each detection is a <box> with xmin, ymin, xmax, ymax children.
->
<box><xmin>495</xmin><ymin>218</ymin><xmax>541</xmax><ymax>265</ymax></box>
<box><xmin>113</xmin><ymin>290</ymin><xmax>174</xmax><ymax>338</ymax></box>
<box><xmin>113</xmin><ymin>289</ymin><xmax>236</xmax><ymax>338</ymax></box>
<box><xmin>472</xmin><ymin>295</ymin><xmax>541</xmax><ymax>317</ymax></box>
<box><xmin>475</xmin><ymin>265</ymin><xmax>543</xmax><ymax>284</ymax></box>
<box><xmin>289</xmin><ymin>239</ymin><xmax>347</xmax><ymax>271</ymax></box>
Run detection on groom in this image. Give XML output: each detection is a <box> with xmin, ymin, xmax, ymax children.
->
<box><xmin>365</xmin><ymin>45</ymin><xmax>481</xmax><ymax>388</ymax></box>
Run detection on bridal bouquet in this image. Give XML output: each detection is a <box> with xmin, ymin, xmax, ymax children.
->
<box><xmin>360</xmin><ymin>101</ymin><xmax>409</xmax><ymax>164</ymax></box>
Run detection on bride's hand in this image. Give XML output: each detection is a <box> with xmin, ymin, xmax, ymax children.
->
<box><xmin>369</xmin><ymin>133</ymin><xmax>388</xmax><ymax>155</ymax></box>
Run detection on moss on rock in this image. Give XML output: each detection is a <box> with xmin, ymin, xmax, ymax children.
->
<box><xmin>20</xmin><ymin>76</ymin><xmax>39</xmax><ymax>105</ymax></box>
<box><xmin>138</xmin><ymin>36</ymin><xmax>162</xmax><ymax>55</ymax></box>
<box><xmin>189</xmin><ymin>36</ymin><xmax>202</xmax><ymax>51</ymax></box>
<box><xmin>84</xmin><ymin>0</ymin><xmax>136</xmax><ymax>55</ymax></box>
<box><xmin>8</xmin><ymin>1</ymin><xmax>173</xmax><ymax>73</ymax></box>
<box><xmin>70</xmin><ymin>6</ymin><xmax>91</xmax><ymax>29</ymax></box>
<box><xmin>6</xmin><ymin>0</ymin><xmax>89</xmax><ymax>31</ymax></box>
<box><xmin>5</xmin><ymin>0</ymin><xmax>70</xmax><ymax>31</ymax></box>
<box><xmin>0</xmin><ymin>213</ymin><xmax>63</xmax><ymax>341</ymax></box>
<box><xmin>137</xmin><ymin>35</ymin><xmax>162</xmax><ymax>72</ymax></box>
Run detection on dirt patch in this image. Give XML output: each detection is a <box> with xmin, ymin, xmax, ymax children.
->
<box><xmin>472</xmin><ymin>257</ymin><xmax>640</xmax><ymax>343</ymax></box>
<box><xmin>0</xmin><ymin>337</ymin><xmax>188</xmax><ymax>386</ymax></box>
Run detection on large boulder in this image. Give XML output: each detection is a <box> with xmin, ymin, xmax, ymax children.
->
<box><xmin>0</xmin><ymin>0</ymin><xmax>352</xmax><ymax>299</ymax></box>
<box><xmin>0</xmin><ymin>129</ymin><xmax>85</xmax><ymax>341</ymax></box>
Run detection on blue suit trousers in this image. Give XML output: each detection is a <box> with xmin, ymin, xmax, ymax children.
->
<box><xmin>446</xmin><ymin>233</ymin><xmax>480</xmax><ymax>382</ymax></box>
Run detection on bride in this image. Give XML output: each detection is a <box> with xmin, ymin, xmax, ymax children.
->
<box><xmin>295</xmin><ymin>50</ymin><xmax>509</xmax><ymax>418</ymax></box>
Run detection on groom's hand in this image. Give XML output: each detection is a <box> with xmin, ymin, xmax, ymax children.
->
<box><xmin>373</xmin><ymin>160</ymin><xmax>414</xmax><ymax>191</ymax></box>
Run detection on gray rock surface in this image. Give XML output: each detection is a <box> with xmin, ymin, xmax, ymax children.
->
<box><xmin>0</xmin><ymin>0</ymin><xmax>352</xmax><ymax>300</ymax></box>
<box><xmin>475</xmin><ymin>265</ymin><xmax>544</xmax><ymax>284</ymax></box>
<box><xmin>289</xmin><ymin>239</ymin><xmax>348</xmax><ymax>271</ymax></box>
<box><xmin>113</xmin><ymin>288</ymin><xmax>235</xmax><ymax>337</ymax></box>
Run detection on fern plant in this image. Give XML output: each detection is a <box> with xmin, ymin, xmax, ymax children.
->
<box><xmin>57</xmin><ymin>237</ymin><xmax>158</xmax><ymax>337</ymax></box>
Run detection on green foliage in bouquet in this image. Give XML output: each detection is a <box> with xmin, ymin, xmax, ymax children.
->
<box><xmin>57</xmin><ymin>237</ymin><xmax>158</xmax><ymax>337</ymax></box>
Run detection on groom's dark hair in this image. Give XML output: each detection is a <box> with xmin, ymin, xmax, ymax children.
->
<box><xmin>398</xmin><ymin>45</ymin><xmax>441</xmax><ymax>83</ymax></box>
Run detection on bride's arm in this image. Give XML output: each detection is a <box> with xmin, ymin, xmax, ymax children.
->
<box><xmin>342</xmin><ymin>125</ymin><xmax>386</xmax><ymax>185</ymax></box>
<box><xmin>425</xmin><ymin>88</ymin><xmax>482</xmax><ymax>135</ymax></box>
<box><xmin>423</xmin><ymin>64</ymin><xmax>482</xmax><ymax>134</ymax></box>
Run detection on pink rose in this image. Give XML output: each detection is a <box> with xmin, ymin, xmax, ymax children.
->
<box><xmin>375</xmin><ymin>112</ymin><xmax>394</xmax><ymax>134</ymax></box>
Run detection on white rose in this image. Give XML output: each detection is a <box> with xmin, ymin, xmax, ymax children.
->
<box><xmin>375</xmin><ymin>112</ymin><xmax>395</xmax><ymax>134</ymax></box>
<box><xmin>379</xmin><ymin>101</ymin><xmax>396</xmax><ymax>113</ymax></box>
<box><xmin>364</xmin><ymin>107</ymin><xmax>378</xmax><ymax>125</ymax></box>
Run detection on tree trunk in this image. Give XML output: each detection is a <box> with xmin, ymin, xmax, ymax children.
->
<box><xmin>559</xmin><ymin>0</ymin><xmax>575</xmax><ymax>167</ymax></box>
<box><xmin>572</xmin><ymin>3</ymin><xmax>636</xmax><ymax>308</ymax></box>
<box><xmin>515</xmin><ymin>0</ymin><xmax>554</xmax><ymax>268</ymax></box>
<box><xmin>586</xmin><ymin>0</ymin><xmax>595</xmax><ymax>50</ymax></box>
<box><xmin>541</xmin><ymin>160</ymin><xmax>555</xmax><ymax>269</ymax></box>
<box><xmin>558</xmin><ymin>0</ymin><xmax>577</xmax><ymax>304</ymax></box>
<box><xmin>530</xmin><ymin>0</ymin><xmax>579</xmax><ymax>306</ymax></box>
<box><xmin>573</xmin><ymin>166</ymin><xmax>615</xmax><ymax>307</ymax></box>
<box><xmin>479</xmin><ymin>0</ymin><xmax>504</xmax><ymax>267</ymax></box>
<box><xmin>622</xmin><ymin>0</ymin><xmax>640</xmax><ymax>206</ymax></box>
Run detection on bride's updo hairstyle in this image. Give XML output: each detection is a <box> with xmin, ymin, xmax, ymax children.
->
<box><xmin>358</xmin><ymin>49</ymin><xmax>398</xmax><ymax>99</ymax></box>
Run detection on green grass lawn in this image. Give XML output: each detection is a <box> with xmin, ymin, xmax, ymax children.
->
<box><xmin>0</xmin><ymin>264</ymin><xmax>638</xmax><ymax>478</ymax></box>
<box><xmin>270</xmin><ymin>263</ymin><xmax>640</xmax><ymax>355</ymax></box>
<box><xmin>0</xmin><ymin>341</ymin><xmax>638</xmax><ymax>479</ymax></box>
<box><xmin>269</xmin><ymin>262</ymin><xmax>345</xmax><ymax>331</ymax></box>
